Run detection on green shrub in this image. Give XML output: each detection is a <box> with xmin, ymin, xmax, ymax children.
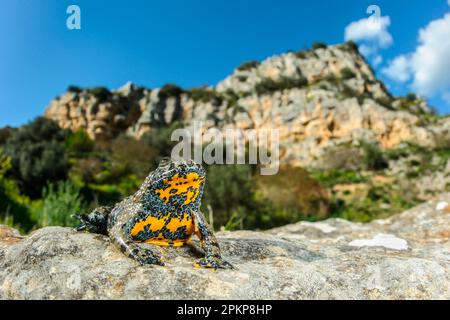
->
<box><xmin>223</xmin><ymin>89</ymin><xmax>240</xmax><ymax>108</ymax></box>
<box><xmin>324</xmin><ymin>73</ymin><xmax>339</xmax><ymax>84</ymax></box>
<box><xmin>361</xmin><ymin>142</ymin><xmax>388</xmax><ymax>170</ymax></box>
<box><xmin>67</xmin><ymin>85</ymin><xmax>82</xmax><ymax>93</ymax></box>
<box><xmin>342</xmin><ymin>40</ymin><xmax>358</xmax><ymax>52</ymax></box>
<box><xmin>255</xmin><ymin>76</ymin><xmax>308</xmax><ymax>95</ymax></box>
<box><xmin>340</xmin><ymin>67</ymin><xmax>356</xmax><ymax>80</ymax></box>
<box><xmin>310</xmin><ymin>169</ymin><xmax>366</xmax><ymax>187</ymax></box>
<box><xmin>70</xmin><ymin>157</ymin><xmax>103</xmax><ymax>184</ymax></box>
<box><xmin>109</xmin><ymin>136</ymin><xmax>157</xmax><ymax>179</ymax></box>
<box><xmin>65</xmin><ymin>129</ymin><xmax>94</xmax><ymax>157</ymax></box>
<box><xmin>159</xmin><ymin>84</ymin><xmax>184</xmax><ymax>98</ymax></box>
<box><xmin>202</xmin><ymin>164</ymin><xmax>256</xmax><ymax>230</ymax></box>
<box><xmin>140</xmin><ymin>121</ymin><xmax>184</xmax><ymax>158</ymax></box>
<box><xmin>406</xmin><ymin>93</ymin><xmax>417</xmax><ymax>102</ymax></box>
<box><xmin>330</xmin><ymin>185</ymin><xmax>415</xmax><ymax>222</ymax></box>
<box><xmin>0</xmin><ymin>127</ymin><xmax>13</xmax><ymax>145</ymax></box>
<box><xmin>341</xmin><ymin>84</ymin><xmax>357</xmax><ymax>98</ymax></box>
<box><xmin>0</xmin><ymin>150</ymin><xmax>34</xmax><ymax>231</ymax></box>
<box><xmin>87</xmin><ymin>87</ymin><xmax>111</xmax><ymax>102</ymax></box>
<box><xmin>4</xmin><ymin>117</ymin><xmax>70</xmax><ymax>198</ymax></box>
<box><xmin>294</xmin><ymin>50</ymin><xmax>307</xmax><ymax>59</ymax></box>
<box><xmin>251</xmin><ymin>167</ymin><xmax>330</xmax><ymax>228</ymax></box>
<box><xmin>237</xmin><ymin>60</ymin><xmax>260</xmax><ymax>71</ymax></box>
<box><xmin>312</xmin><ymin>42</ymin><xmax>327</xmax><ymax>50</ymax></box>
<box><xmin>374</xmin><ymin>96</ymin><xmax>395</xmax><ymax>110</ymax></box>
<box><xmin>188</xmin><ymin>87</ymin><xmax>223</xmax><ymax>104</ymax></box>
<box><xmin>35</xmin><ymin>181</ymin><xmax>86</xmax><ymax>227</ymax></box>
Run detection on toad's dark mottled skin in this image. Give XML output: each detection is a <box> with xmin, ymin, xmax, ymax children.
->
<box><xmin>74</xmin><ymin>159</ymin><xmax>232</xmax><ymax>269</ymax></box>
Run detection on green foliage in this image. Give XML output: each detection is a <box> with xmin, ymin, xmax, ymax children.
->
<box><xmin>188</xmin><ymin>87</ymin><xmax>223</xmax><ymax>104</ymax></box>
<box><xmin>109</xmin><ymin>136</ymin><xmax>156</xmax><ymax>179</ymax></box>
<box><xmin>406</xmin><ymin>93</ymin><xmax>417</xmax><ymax>102</ymax></box>
<box><xmin>4</xmin><ymin>117</ymin><xmax>70</xmax><ymax>198</ymax></box>
<box><xmin>251</xmin><ymin>167</ymin><xmax>330</xmax><ymax>228</ymax></box>
<box><xmin>88</xmin><ymin>86</ymin><xmax>110</xmax><ymax>98</ymax></box>
<box><xmin>237</xmin><ymin>60</ymin><xmax>260</xmax><ymax>71</ymax></box>
<box><xmin>386</xmin><ymin>142</ymin><xmax>450</xmax><ymax>178</ymax></box>
<box><xmin>34</xmin><ymin>181</ymin><xmax>86</xmax><ymax>228</ymax></box>
<box><xmin>223</xmin><ymin>89</ymin><xmax>241</xmax><ymax>108</ymax></box>
<box><xmin>203</xmin><ymin>164</ymin><xmax>332</xmax><ymax>230</ymax></box>
<box><xmin>324</xmin><ymin>73</ymin><xmax>339</xmax><ymax>84</ymax></box>
<box><xmin>86</xmin><ymin>87</ymin><xmax>111</xmax><ymax>102</ymax></box>
<box><xmin>360</xmin><ymin>142</ymin><xmax>388</xmax><ymax>170</ymax></box>
<box><xmin>202</xmin><ymin>164</ymin><xmax>255</xmax><ymax>229</ymax></box>
<box><xmin>0</xmin><ymin>127</ymin><xmax>13</xmax><ymax>145</ymax></box>
<box><xmin>310</xmin><ymin>169</ymin><xmax>366</xmax><ymax>187</ymax></box>
<box><xmin>0</xmin><ymin>149</ymin><xmax>34</xmax><ymax>231</ymax></box>
<box><xmin>159</xmin><ymin>84</ymin><xmax>184</xmax><ymax>98</ymax></box>
<box><xmin>312</xmin><ymin>42</ymin><xmax>327</xmax><ymax>50</ymax></box>
<box><xmin>294</xmin><ymin>50</ymin><xmax>307</xmax><ymax>59</ymax></box>
<box><xmin>340</xmin><ymin>67</ymin><xmax>356</xmax><ymax>80</ymax></box>
<box><xmin>141</xmin><ymin>121</ymin><xmax>184</xmax><ymax>158</ymax></box>
<box><xmin>70</xmin><ymin>157</ymin><xmax>103</xmax><ymax>183</ymax></box>
<box><xmin>342</xmin><ymin>40</ymin><xmax>358</xmax><ymax>52</ymax></box>
<box><xmin>341</xmin><ymin>84</ymin><xmax>358</xmax><ymax>99</ymax></box>
<box><xmin>67</xmin><ymin>85</ymin><xmax>82</xmax><ymax>93</ymax></box>
<box><xmin>374</xmin><ymin>96</ymin><xmax>395</xmax><ymax>110</ymax></box>
<box><xmin>65</xmin><ymin>129</ymin><xmax>94</xmax><ymax>157</ymax></box>
<box><xmin>331</xmin><ymin>185</ymin><xmax>416</xmax><ymax>222</ymax></box>
<box><xmin>255</xmin><ymin>76</ymin><xmax>308</xmax><ymax>95</ymax></box>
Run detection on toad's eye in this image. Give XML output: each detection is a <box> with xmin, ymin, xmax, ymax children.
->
<box><xmin>158</xmin><ymin>157</ymin><xmax>170</xmax><ymax>167</ymax></box>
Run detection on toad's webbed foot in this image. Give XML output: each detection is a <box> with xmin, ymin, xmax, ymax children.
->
<box><xmin>194</xmin><ymin>254</ymin><xmax>234</xmax><ymax>270</ymax></box>
<box><xmin>133</xmin><ymin>247</ymin><xmax>165</xmax><ymax>266</ymax></box>
<box><xmin>73</xmin><ymin>206</ymin><xmax>112</xmax><ymax>235</ymax></box>
<box><xmin>110</xmin><ymin>222</ymin><xmax>164</xmax><ymax>266</ymax></box>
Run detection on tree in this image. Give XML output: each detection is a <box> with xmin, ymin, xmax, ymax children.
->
<box><xmin>0</xmin><ymin>149</ymin><xmax>34</xmax><ymax>231</ymax></box>
<box><xmin>140</xmin><ymin>121</ymin><xmax>184</xmax><ymax>158</ymax></box>
<box><xmin>4</xmin><ymin>117</ymin><xmax>70</xmax><ymax>197</ymax></box>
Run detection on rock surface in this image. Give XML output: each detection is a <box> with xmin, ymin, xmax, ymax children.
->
<box><xmin>1</xmin><ymin>195</ymin><xmax>449</xmax><ymax>299</ymax></box>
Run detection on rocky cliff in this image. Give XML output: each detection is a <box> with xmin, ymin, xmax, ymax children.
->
<box><xmin>44</xmin><ymin>42</ymin><xmax>450</xmax><ymax>168</ymax></box>
<box><xmin>1</xmin><ymin>194</ymin><xmax>449</xmax><ymax>299</ymax></box>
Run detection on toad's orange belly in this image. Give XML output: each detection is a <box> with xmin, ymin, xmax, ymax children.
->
<box><xmin>144</xmin><ymin>237</ymin><xmax>192</xmax><ymax>247</ymax></box>
<box><xmin>130</xmin><ymin>214</ymin><xmax>195</xmax><ymax>246</ymax></box>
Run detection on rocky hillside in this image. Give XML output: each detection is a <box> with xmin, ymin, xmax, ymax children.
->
<box><xmin>1</xmin><ymin>194</ymin><xmax>449</xmax><ymax>299</ymax></box>
<box><xmin>44</xmin><ymin>41</ymin><xmax>450</xmax><ymax>169</ymax></box>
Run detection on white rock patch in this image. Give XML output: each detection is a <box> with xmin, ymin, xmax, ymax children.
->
<box><xmin>348</xmin><ymin>234</ymin><xmax>408</xmax><ymax>250</ymax></box>
<box><xmin>301</xmin><ymin>221</ymin><xmax>336</xmax><ymax>234</ymax></box>
<box><xmin>435</xmin><ymin>201</ymin><xmax>449</xmax><ymax>211</ymax></box>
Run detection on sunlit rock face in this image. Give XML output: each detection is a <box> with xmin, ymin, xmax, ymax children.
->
<box><xmin>1</xmin><ymin>195</ymin><xmax>449</xmax><ymax>299</ymax></box>
<box><xmin>44</xmin><ymin>43</ymin><xmax>445</xmax><ymax>168</ymax></box>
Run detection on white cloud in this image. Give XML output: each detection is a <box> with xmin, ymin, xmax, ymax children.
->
<box><xmin>358</xmin><ymin>44</ymin><xmax>376</xmax><ymax>57</ymax></box>
<box><xmin>411</xmin><ymin>13</ymin><xmax>450</xmax><ymax>97</ymax></box>
<box><xmin>344</xmin><ymin>15</ymin><xmax>393</xmax><ymax>68</ymax></box>
<box><xmin>345</xmin><ymin>15</ymin><xmax>393</xmax><ymax>49</ymax></box>
<box><xmin>382</xmin><ymin>55</ymin><xmax>411</xmax><ymax>82</ymax></box>
<box><xmin>373</xmin><ymin>55</ymin><xmax>383</xmax><ymax>67</ymax></box>
<box><xmin>383</xmin><ymin>11</ymin><xmax>450</xmax><ymax>102</ymax></box>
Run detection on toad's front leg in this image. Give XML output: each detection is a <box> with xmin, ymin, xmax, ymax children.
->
<box><xmin>109</xmin><ymin>207</ymin><xmax>164</xmax><ymax>266</ymax></box>
<box><xmin>192</xmin><ymin>210</ymin><xmax>233</xmax><ymax>270</ymax></box>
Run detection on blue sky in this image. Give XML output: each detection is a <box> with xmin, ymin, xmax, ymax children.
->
<box><xmin>1</xmin><ymin>0</ymin><xmax>449</xmax><ymax>127</ymax></box>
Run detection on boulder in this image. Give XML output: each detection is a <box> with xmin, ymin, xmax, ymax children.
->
<box><xmin>1</xmin><ymin>196</ymin><xmax>449</xmax><ymax>299</ymax></box>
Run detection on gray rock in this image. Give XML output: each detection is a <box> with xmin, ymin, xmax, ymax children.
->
<box><xmin>1</xmin><ymin>196</ymin><xmax>449</xmax><ymax>299</ymax></box>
